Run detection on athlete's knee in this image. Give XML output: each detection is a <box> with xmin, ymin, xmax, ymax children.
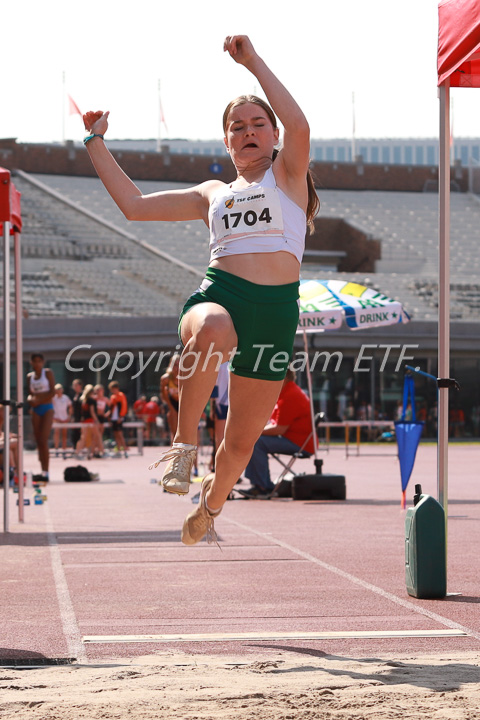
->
<box><xmin>192</xmin><ymin>313</ymin><xmax>236</xmax><ymax>354</ymax></box>
<box><xmin>224</xmin><ymin>431</ymin><xmax>256</xmax><ymax>460</ymax></box>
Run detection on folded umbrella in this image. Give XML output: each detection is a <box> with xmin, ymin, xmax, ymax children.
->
<box><xmin>395</xmin><ymin>374</ymin><xmax>425</xmax><ymax>508</ymax></box>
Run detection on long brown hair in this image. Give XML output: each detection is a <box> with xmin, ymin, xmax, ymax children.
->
<box><xmin>223</xmin><ymin>95</ymin><xmax>320</xmax><ymax>234</ymax></box>
<box><xmin>80</xmin><ymin>384</ymin><xmax>94</xmax><ymax>404</ymax></box>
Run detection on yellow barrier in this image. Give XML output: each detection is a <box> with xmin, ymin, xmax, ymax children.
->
<box><xmin>317</xmin><ymin>421</ymin><xmax>395</xmax><ymax>458</ymax></box>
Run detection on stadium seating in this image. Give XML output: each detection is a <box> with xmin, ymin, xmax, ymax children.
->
<box><xmin>10</xmin><ymin>174</ymin><xmax>202</xmax><ymax>318</ymax></box>
<box><xmin>9</xmin><ymin>171</ymin><xmax>480</xmax><ymax>321</ymax></box>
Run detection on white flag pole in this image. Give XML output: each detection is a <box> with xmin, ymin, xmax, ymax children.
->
<box><xmin>157</xmin><ymin>79</ymin><xmax>162</xmax><ymax>153</ymax></box>
<box><xmin>62</xmin><ymin>71</ymin><xmax>66</xmax><ymax>144</ymax></box>
<box><xmin>351</xmin><ymin>91</ymin><xmax>356</xmax><ymax>162</ymax></box>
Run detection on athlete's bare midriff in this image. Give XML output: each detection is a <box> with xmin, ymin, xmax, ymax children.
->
<box><xmin>209</xmin><ymin>250</ymin><xmax>300</xmax><ymax>285</ymax></box>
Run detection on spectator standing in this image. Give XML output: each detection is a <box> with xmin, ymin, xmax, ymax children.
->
<box><xmin>345</xmin><ymin>402</ymin><xmax>355</xmax><ymax>421</ymax></box>
<box><xmin>108</xmin><ymin>381</ymin><xmax>129</xmax><ymax>458</ymax></box>
<box><xmin>450</xmin><ymin>406</ymin><xmax>465</xmax><ymax>438</ymax></box>
<box><xmin>417</xmin><ymin>402</ymin><xmax>427</xmax><ymax>424</ymax></box>
<box><xmin>143</xmin><ymin>396</ymin><xmax>160</xmax><ymax>442</ymax></box>
<box><xmin>71</xmin><ymin>379</ymin><xmax>83</xmax><ymax>449</ymax></box>
<box><xmin>27</xmin><ymin>353</ymin><xmax>55</xmax><ymax>482</ymax></box>
<box><xmin>52</xmin><ymin>384</ymin><xmax>72</xmax><ymax>458</ymax></box>
<box><xmin>160</xmin><ymin>354</ymin><xmax>180</xmax><ymax>443</ymax></box>
<box><xmin>94</xmin><ymin>384</ymin><xmax>109</xmax><ymax>445</ymax></box>
<box><xmin>76</xmin><ymin>384</ymin><xmax>103</xmax><ymax>459</ymax></box>
<box><xmin>133</xmin><ymin>395</ymin><xmax>147</xmax><ymax>421</ymax></box>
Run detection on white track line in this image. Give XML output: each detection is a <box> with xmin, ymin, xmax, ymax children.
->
<box><xmin>225</xmin><ymin>518</ymin><xmax>480</xmax><ymax>642</ymax></box>
<box><xmin>83</xmin><ymin>629</ymin><xmax>466</xmax><ymax>643</ymax></box>
<box><xmin>44</xmin><ymin>503</ymin><xmax>87</xmax><ymax>662</ymax></box>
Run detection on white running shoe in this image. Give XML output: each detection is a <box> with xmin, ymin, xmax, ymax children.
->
<box><xmin>148</xmin><ymin>444</ymin><xmax>197</xmax><ymax>495</ymax></box>
<box><xmin>181</xmin><ymin>473</ymin><xmax>221</xmax><ymax>547</ymax></box>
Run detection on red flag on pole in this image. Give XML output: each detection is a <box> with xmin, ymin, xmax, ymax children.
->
<box><xmin>157</xmin><ymin>80</ymin><xmax>168</xmax><ymax>133</ymax></box>
<box><xmin>68</xmin><ymin>95</ymin><xmax>82</xmax><ymax>116</ymax></box>
<box><xmin>438</xmin><ymin>0</ymin><xmax>480</xmax><ymax>87</ymax></box>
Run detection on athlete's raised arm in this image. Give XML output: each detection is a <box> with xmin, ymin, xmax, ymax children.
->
<box><xmin>83</xmin><ymin>111</ymin><xmax>214</xmax><ymax>224</ymax></box>
<box><xmin>223</xmin><ymin>35</ymin><xmax>310</xmax><ymax>181</ymax></box>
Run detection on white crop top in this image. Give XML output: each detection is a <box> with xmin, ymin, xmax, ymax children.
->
<box><xmin>208</xmin><ymin>167</ymin><xmax>306</xmax><ymax>264</ymax></box>
<box><xmin>29</xmin><ymin>368</ymin><xmax>50</xmax><ymax>394</ymax></box>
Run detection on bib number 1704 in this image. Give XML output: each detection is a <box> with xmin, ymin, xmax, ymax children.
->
<box><xmin>221</xmin><ymin>207</ymin><xmax>272</xmax><ymax>230</ymax></box>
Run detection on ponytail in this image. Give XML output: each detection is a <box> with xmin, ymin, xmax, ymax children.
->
<box><xmin>272</xmin><ymin>148</ymin><xmax>320</xmax><ymax>234</ymax></box>
<box><xmin>306</xmin><ymin>166</ymin><xmax>320</xmax><ymax>235</ymax></box>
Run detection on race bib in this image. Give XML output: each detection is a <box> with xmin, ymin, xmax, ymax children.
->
<box><xmin>211</xmin><ymin>184</ymin><xmax>284</xmax><ymax>243</ymax></box>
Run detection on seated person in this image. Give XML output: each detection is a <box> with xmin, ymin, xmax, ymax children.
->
<box><xmin>241</xmin><ymin>368</ymin><xmax>314</xmax><ymax>497</ymax></box>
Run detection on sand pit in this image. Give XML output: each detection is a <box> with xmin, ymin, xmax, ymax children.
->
<box><xmin>1</xmin><ymin>650</ymin><xmax>479</xmax><ymax>719</ymax></box>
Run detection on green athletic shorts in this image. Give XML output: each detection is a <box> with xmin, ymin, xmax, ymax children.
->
<box><xmin>178</xmin><ymin>267</ymin><xmax>299</xmax><ymax>381</ymax></box>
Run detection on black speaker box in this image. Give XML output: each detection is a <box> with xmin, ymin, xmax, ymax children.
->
<box><xmin>292</xmin><ymin>472</ymin><xmax>346</xmax><ymax>500</ymax></box>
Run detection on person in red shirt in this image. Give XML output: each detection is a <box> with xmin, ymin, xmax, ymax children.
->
<box><xmin>143</xmin><ymin>396</ymin><xmax>160</xmax><ymax>441</ymax></box>
<box><xmin>133</xmin><ymin>395</ymin><xmax>147</xmax><ymax>420</ymax></box>
<box><xmin>241</xmin><ymin>368</ymin><xmax>314</xmax><ymax>497</ymax></box>
<box><xmin>107</xmin><ymin>381</ymin><xmax>129</xmax><ymax>458</ymax></box>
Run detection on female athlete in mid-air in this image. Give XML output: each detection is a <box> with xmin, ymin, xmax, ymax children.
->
<box><xmin>83</xmin><ymin>34</ymin><xmax>318</xmax><ymax>546</ymax></box>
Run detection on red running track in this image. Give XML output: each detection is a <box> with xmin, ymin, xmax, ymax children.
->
<box><xmin>1</xmin><ymin>442</ymin><xmax>479</xmax><ymax>663</ymax></box>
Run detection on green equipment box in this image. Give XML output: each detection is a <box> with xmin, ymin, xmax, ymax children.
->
<box><xmin>405</xmin><ymin>484</ymin><xmax>446</xmax><ymax>599</ymax></box>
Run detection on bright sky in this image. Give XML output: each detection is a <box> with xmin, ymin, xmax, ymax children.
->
<box><xmin>2</xmin><ymin>0</ymin><xmax>479</xmax><ymax>144</ymax></box>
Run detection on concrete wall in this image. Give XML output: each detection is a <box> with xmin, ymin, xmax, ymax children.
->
<box><xmin>307</xmin><ymin>217</ymin><xmax>381</xmax><ymax>273</ymax></box>
<box><xmin>0</xmin><ymin>138</ymin><xmax>470</xmax><ymax>192</ymax></box>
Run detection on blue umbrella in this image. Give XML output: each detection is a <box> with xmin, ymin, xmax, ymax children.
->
<box><xmin>395</xmin><ymin>374</ymin><xmax>425</xmax><ymax>508</ymax></box>
<box><xmin>298</xmin><ymin>279</ymin><xmax>410</xmax><ymax>333</ymax></box>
